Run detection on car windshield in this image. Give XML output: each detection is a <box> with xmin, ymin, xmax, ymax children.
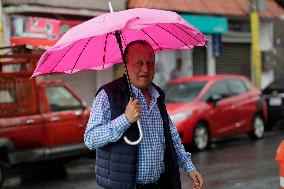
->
<box><xmin>263</xmin><ymin>78</ymin><xmax>284</xmax><ymax>94</ymax></box>
<box><xmin>165</xmin><ymin>81</ymin><xmax>207</xmax><ymax>103</ymax></box>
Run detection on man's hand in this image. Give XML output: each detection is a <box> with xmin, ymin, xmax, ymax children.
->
<box><xmin>188</xmin><ymin>170</ymin><xmax>204</xmax><ymax>189</ymax></box>
<box><xmin>125</xmin><ymin>98</ymin><xmax>141</xmax><ymax>124</ymax></box>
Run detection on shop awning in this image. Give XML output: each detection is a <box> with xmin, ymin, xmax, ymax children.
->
<box><xmin>128</xmin><ymin>0</ymin><xmax>284</xmax><ymax>18</ymax></box>
<box><xmin>181</xmin><ymin>15</ymin><xmax>228</xmax><ymax>34</ymax></box>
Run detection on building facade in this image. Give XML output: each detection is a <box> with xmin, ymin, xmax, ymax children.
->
<box><xmin>1</xmin><ymin>0</ymin><xmax>128</xmax><ymax>105</ymax></box>
<box><xmin>129</xmin><ymin>0</ymin><xmax>284</xmax><ymax>89</ymax></box>
<box><xmin>1</xmin><ymin>0</ymin><xmax>284</xmax><ymax>105</ymax></box>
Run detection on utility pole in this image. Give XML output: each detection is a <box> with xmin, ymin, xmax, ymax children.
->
<box><xmin>250</xmin><ymin>0</ymin><xmax>263</xmax><ymax>88</ymax></box>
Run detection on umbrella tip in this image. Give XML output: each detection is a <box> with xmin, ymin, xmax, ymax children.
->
<box><xmin>108</xmin><ymin>2</ymin><xmax>114</xmax><ymax>13</ymax></box>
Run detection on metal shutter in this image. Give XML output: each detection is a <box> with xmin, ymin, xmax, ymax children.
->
<box><xmin>216</xmin><ymin>43</ymin><xmax>251</xmax><ymax>78</ymax></box>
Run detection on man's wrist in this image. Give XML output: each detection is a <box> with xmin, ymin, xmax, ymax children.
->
<box><xmin>122</xmin><ymin>113</ymin><xmax>132</xmax><ymax>126</ymax></box>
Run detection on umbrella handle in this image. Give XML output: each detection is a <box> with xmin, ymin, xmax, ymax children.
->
<box><xmin>114</xmin><ymin>30</ymin><xmax>143</xmax><ymax>145</ymax></box>
<box><xmin>124</xmin><ymin>120</ymin><xmax>143</xmax><ymax>145</ymax></box>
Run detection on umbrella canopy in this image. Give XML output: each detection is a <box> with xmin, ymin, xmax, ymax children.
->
<box><xmin>32</xmin><ymin>8</ymin><xmax>207</xmax><ymax>77</ymax></box>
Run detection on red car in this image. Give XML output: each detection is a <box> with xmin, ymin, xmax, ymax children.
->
<box><xmin>165</xmin><ymin>75</ymin><xmax>268</xmax><ymax>151</ymax></box>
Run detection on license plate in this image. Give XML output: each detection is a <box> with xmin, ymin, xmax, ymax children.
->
<box><xmin>269</xmin><ymin>97</ymin><xmax>282</xmax><ymax>106</ymax></box>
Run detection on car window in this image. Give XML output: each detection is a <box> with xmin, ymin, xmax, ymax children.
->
<box><xmin>0</xmin><ymin>78</ymin><xmax>38</xmax><ymax>117</ymax></box>
<box><xmin>242</xmin><ymin>80</ymin><xmax>252</xmax><ymax>91</ymax></box>
<box><xmin>205</xmin><ymin>80</ymin><xmax>230</xmax><ymax>100</ymax></box>
<box><xmin>46</xmin><ymin>86</ymin><xmax>81</xmax><ymax>112</ymax></box>
<box><xmin>227</xmin><ymin>79</ymin><xmax>248</xmax><ymax>95</ymax></box>
<box><xmin>0</xmin><ymin>89</ymin><xmax>15</xmax><ymax>103</ymax></box>
<box><xmin>165</xmin><ymin>81</ymin><xmax>206</xmax><ymax>103</ymax></box>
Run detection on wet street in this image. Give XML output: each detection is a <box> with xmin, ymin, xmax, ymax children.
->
<box><xmin>3</xmin><ymin>125</ymin><xmax>284</xmax><ymax>189</ymax></box>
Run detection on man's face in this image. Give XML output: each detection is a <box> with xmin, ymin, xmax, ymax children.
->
<box><xmin>126</xmin><ymin>43</ymin><xmax>155</xmax><ymax>90</ymax></box>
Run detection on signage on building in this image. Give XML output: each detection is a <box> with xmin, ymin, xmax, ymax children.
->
<box><xmin>180</xmin><ymin>14</ymin><xmax>228</xmax><ymax>34</ymax></box>
<box><xmin>213</xmin><ymin>34</ymin><xmax>223</xmax><ymax>57</ymax></box>
<box><xmin>10</xmin><ymin>16</ymin><xmax>82</xmax><ymax>48</ymax></box>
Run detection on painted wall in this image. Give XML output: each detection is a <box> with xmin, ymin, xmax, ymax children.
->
<box><xmin>2</xmin><ymin>0</ymin><xmax>127</xmax><ymax>11</ymax></box>
<box><xmin>272</xmin><ymin>19</ymin><xmax>284</xmax><ymax>80</ymax></box>
<box><xmin>154</xmin><ymin>50</ymin><xmax>193</xmax><ymax>88</ymax></box>
<box><xmin>260</xmin><ymin>21</ymin><xmax>273</xmax><ymax>51</ymax></box>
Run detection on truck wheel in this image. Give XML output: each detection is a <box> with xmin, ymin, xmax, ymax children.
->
<box><xmin>0</xmin><ymin>162</ymin><xmax>4</xmax><ymax>189</ymax></box>
<box><xmin>193</xmin><ymin>122</ymin><xmax>209</xmax><ymax>151</ymax></box>
<box><xmin>249</xmin><ymin>115</ymin><xmax>265</xmax><ymax>139</ymax></box>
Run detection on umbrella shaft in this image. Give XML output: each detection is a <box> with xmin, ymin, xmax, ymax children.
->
<box><xmin>114</xmin><ymin>31</ymin><xmax>134</xmax><ymax>98</ymax></box>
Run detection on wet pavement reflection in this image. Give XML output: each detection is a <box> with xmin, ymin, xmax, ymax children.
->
<box><xmin>188</xmin><ymin>124</ymin><xmax>284</xmax><ymax>189</ymax></box>
<box><xmin>3</xmin><ymin>124</ymin><xmax>284</xmax><ymax>189</ymax></box>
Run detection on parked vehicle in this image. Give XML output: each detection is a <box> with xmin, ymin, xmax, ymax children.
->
<box><xmin>0</xmin><ymin>49</ymin><xmax>90</xmax><ymax>188</ymax></box>
<box><xmin>262</xmin><ymin>77</ymin><xmax>284</xmax><ymax>127</ymax></box>
<box><xmin>165</xmin><ymin>75</ymin><xmax>268</xmax><ymax>151</ymax></box>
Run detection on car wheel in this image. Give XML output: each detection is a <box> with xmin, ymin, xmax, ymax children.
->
<box><xmin>193</xmin><ymin>123</ymin><xmax>209</xmax><ymax>151</ymax></box>
<box><xmin>249</xmin><ymin>115</ymin><xmax>265</xmax><ymax>139</ymax></box>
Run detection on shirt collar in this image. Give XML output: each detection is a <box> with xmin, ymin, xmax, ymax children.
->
<box><xmin>131</xmin><ymin>84</ymin><xmax>160</xmax><ymax>99</ymax></box>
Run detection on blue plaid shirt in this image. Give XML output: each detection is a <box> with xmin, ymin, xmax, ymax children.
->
<box><xmin>84</xmin><ymin>84</ymin><xmax>195</xmax><ymax>184</ymax></box>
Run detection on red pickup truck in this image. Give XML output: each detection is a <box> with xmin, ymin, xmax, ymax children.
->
<box><xmin>0</xmin><ymin>51</ymin><xmax>90</xmax><ymax>187</ymax></box>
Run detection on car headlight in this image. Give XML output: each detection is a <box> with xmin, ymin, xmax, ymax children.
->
<box><xmin>170</xmin><ymin>112</ymin><xmax>192</xmax><ymax>123</ymax></box>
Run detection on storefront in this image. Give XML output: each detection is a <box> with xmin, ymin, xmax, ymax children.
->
<box><xmin>181</xmin><ymin>14</ymin><xmax>228</xmax><ymax>76</ymax></box>
<box><xmin>152</xmin><ymin>14</ymin><xmax>228</xmax><ymax>87</ymax></box>
<box><xmin>128</xmin><ymin>0</ymin><xmax>283</xmax><ymax>87</ymax></box>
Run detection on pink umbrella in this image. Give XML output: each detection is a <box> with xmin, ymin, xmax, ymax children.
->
<box><xmin>32</xmin><ymin>7</ymin><xmax>207</xmax><ymax>145</ymax></box>
<box><xmin>32</xmin><ymin>8</ymin><xmax>207</xmax><ymax>76</ymax></box>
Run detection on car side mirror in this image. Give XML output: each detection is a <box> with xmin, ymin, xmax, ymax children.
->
<box><xmin>207</xmin><ymin>94</ymin><xmax>222</xmax><ymax>106</ymax></box>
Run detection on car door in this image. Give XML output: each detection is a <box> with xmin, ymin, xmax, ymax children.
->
<box><xmin>0</xmin><ymin>78</ymin><xmax>47</xmax><ymax>165</ymax></box>
<box><xmin>43</xmin><ymin>83</ymin><xmax>87</xmax><ymax>148</ymax></box>
<box><xmin>0</xmin><ymin>78</ymin><xmax>46</xmax><ymax>151</ymax></box>
<box><xmin>205</xmin><ymin>80</ymin><xmax>234</xmax><ymax>137</ymax></box>
<box><xmin>227</xmin><ymin>79</ymin><xmax>252</xmax><ymax>133</ymax></box>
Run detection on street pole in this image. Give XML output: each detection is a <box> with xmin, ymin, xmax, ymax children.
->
<box><xmin>250</xmin><ymin>0</ymin><xmax>262</xmax><ymax>88</ymax></box>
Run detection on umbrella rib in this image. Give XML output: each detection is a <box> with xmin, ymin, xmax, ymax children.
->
<box><xmin>156</xmin><ymin>24</ymin><xmax>192</xmax><ymax>50</ymax></box>
<box><xmin>50</xmin><ymin>42</ymin><xmax>76</xmax><ymax>73</ymax></box>
<box><xmin>102</xmin><ymin>33</ymin><xmax>110</xmax><ymax>70</ymax></box>
<box><xmin>71</xmin><ymin>37</ymin><xmax>93</xmax><ymax>74</ymax></box>
<box><xmin>156</xmin><ymin>24</ymin><xmax>192</xmax><ymax>49</ymax></box>
<box><xmin>141</xmin><ymin>29</ymin><xmax>162</xmax><ymax>51</ymax></box>
<box><xmin>121</xmin><ymin>32</ymin><xmax>127</xmax><ymax>50</ymax></box>
<box><xmin>34</xmin><ymin>53</ymin><xmax>50</xmax><ymax>74</ymax></box>
<box><xmin>173</xmin><ymin>23</ymin><xmax>206</xmax><ymax>46</ymax></box>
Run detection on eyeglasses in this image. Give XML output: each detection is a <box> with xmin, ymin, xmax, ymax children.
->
<box><xmin>132</xmin><ymin>60</ymin><xmax>154</xmax><ymax>68</ymax></box>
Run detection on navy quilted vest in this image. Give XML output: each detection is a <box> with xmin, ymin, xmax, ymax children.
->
<box><xmin>95</xmin><ymin>75</ymin><xmax>181</xmax><ymax>189</ymax></box>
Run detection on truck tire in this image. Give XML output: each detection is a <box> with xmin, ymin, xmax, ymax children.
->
<box><xmin>0</xmin><ymin>148</ymin><xmax>10</xmax><ymax>189</ymax></box>
<box><xmin>0</xmin><ymin>162</ymin><xmax>4</xmax><ymax>189</ymax></box>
